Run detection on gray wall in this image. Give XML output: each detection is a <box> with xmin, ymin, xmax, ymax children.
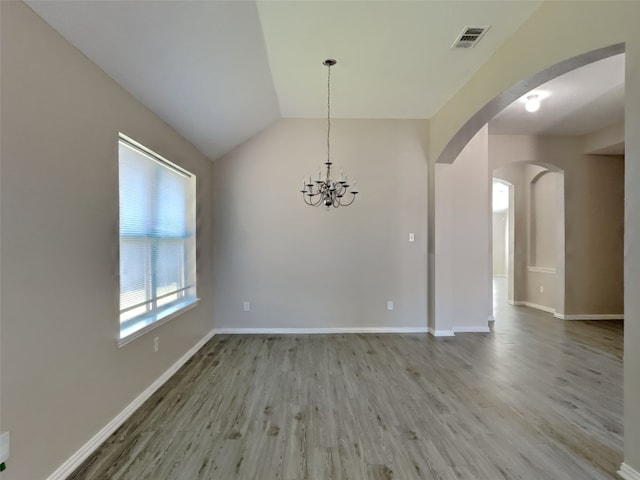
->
<box><xmin>435</xmin><ymin>126</ymin><xmax>491</xmax><ymax>332</ymax></box>
<box><xmin>212</xmin><ymin>119</ymin><xmax>429</xmax><ymax>330</ymax></box>
<box><xmin>0</xmin><ymin>3</ymin><xmax>214</xmax><ymax>479</ymax></box>
<box><xmin>624</xmin><ymin>33</ymin><xmax>640</xmax><ymax>472</ymax></box>
<box><xmin>530</xmin><ymin>171</ymin><xmax>558</xmax><ymax>269</ymax></box>
<box><xmin>525</xmin><ymin>167</ymin><xmax>559</xmax><ymax>311</ymax></box>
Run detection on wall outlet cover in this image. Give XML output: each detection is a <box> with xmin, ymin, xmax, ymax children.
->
<box><xmin>0</xmin><ymin>432</ymin><xmax>10</xmax><ymax>464</ymax></box>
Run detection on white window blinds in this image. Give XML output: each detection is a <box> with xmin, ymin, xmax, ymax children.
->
<box><xmin>118</xmin><ymin>135</ymin><xmax>197</xmax><ymax>340</ymax></box>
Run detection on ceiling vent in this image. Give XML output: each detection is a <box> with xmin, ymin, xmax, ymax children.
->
<box><xmin>451</xmin><ymin>26</ymin><xmax>491</xmax><ymax>49</ymax></box>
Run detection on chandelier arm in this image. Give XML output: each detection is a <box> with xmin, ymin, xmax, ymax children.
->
<box><xmin>340</xmin><ymin>193</ymin><xmax>357</xmax><ymax>207</ymax></box>
<box><xmin>308</xmin><ymin>194</ymin><xmax>322</xmax><ymax>207</ymax></box>
<box><xmin>303</xmin><ymin>194</ymin><xmax>314</xmax><ymax>206</ymax></box>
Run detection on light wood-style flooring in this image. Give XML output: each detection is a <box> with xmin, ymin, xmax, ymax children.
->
<box><xmin>69</xmin><ymin>280</ymin><xmax>623</xmax><ymax>479</ymax></box>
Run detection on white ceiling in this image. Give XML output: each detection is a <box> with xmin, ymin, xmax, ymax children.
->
<box><xmin>26</xmin><ymin>0</ymin><xmax>281</xmax><ymax>160</ymax></box>
<box><xmin>489</xmin><ymin>53</ymin><xmax>625</xmax><ymax>136</ymax></box>
<box><xmin>26</xmin><ymin>0</ymin><xmax>542</xmax><ymax>160</ymax></box>
<box><xmin>256</xmin><ymin>1</ymin><xmax>542</xmax><ymax>118</ymax></box>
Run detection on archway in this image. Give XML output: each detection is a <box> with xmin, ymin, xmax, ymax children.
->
<box><xmin>425</xmin><ymin>1</ymin><xmax>640</xmax><ymax>474</ymax></box>
<box><xmin>428</xmin><ymin>26</ymin><xmax>636</xmax><ymax>473</ymax></box>
<box><xmin>492</xmin><ymin>164</ymin><xmax>567</xmax><ymax>321</ymax></box>
<box><xmin>430</xmin><ymin>44</ymin><xmax>625</xmax><ymax>335</ymax></box>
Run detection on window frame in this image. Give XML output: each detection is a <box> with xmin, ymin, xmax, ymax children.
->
<box><xmin>117</xmin><ymin>133</ymin><xmax>198</xmax><ymax>347</ymax></box>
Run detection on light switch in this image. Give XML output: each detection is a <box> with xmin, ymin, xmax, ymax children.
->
<box><xmin>409</xmin><ymin>233</ymin><xmax>415</xmax><ymax>242</ymax></box>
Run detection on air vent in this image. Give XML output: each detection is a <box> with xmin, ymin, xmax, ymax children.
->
<box><xmin>451</xmin><ymin>26</ymin><xmax>491</xmax><ymax>49</ymax></box>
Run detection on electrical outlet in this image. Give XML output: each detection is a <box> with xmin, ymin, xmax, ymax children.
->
<box><xmin>409</xmin><ymin>233</ymin><xmax>415</xmax><ymax>242</ymax></box>
<box><xmin>540</xmin><ymin>285</ymin><xmax>544</xmax><ymax>293</ymax></box>
<box><xmin>243</xmin><ymin>301</ymin><xmax>251</xmax><ymax>312</ymax></box>
<box><xmin>0</xmin><ymin>432</ymin><xmax>10</xmax><ymax>464</ymax></box>
<box><xmin>387</xmin><ymin>301</ymin><xmax>394</xmax><ymax>311</ymax></box>
<box><xmin>153</xmin><ymin>337</ymin><xmax>159</xmax><ymax>353</ymax></box>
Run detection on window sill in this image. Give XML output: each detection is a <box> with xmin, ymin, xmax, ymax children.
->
<box><xmin>117</xmin><ymin>298</ymin><xmax>200</xmax><ymax>348</ymax></box>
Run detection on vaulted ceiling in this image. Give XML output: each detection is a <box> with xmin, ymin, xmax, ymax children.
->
<box><xmin>25</xmin><ymin>1</ymin><xmax>623</xmax><ymax>162</ymax></box>
<box><xmin>26</xmin><ymin>0</ymin><xmax>544</xmax><ymax>160</ymax></box>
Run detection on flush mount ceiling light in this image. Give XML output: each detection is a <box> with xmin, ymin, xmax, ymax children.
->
<box><xmin>525</xmin><ymin>94</ymin><xmax>541</xmax><ymax>113</ymax></box>
<box><xmin>300</xmin><ymin>59</ymin><xmax>358</xmax><ymax>210</ymax></box>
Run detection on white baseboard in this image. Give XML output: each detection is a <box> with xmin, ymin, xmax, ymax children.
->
<box><xmin>453</xmin><ymin>326</ymin><xmax>491</xmax><ymax>333</ymax></box>
<box><xmin>527</xmin><ymin>266</ymin><xmax>556</xmax><ymax>274</ymax></box>
<box><xmin>522</xmin><ymin>301</ymin><xmax>555</xmax><ymax>314</ymax></box>
<box><xmin>214</xmin><ymin>327</ymin><xmax>429</xmax><ymax>335</ymax></box>
<box><xmin>427</xmin><ymin>326</ymin><xmax>491</xmax><ymax>335</ymax></box>
<box><xmin>46</xmin><ymin>329</ymin><xmax>216</xmax><ymax>480</ymax></box>
<box><xmin>493</xmin><ymin>274</ymin><xmax>507</xmax><ymax>277</ymax></box>
<box><xmin>428</xmin><ymin>328</ymin><xmax>455</xmax><ymax>337</ymax></box>
<box><xmin>619</xmin><ymin>463</ymin><xmax>640</xmax><ymax>480</ymax></box>
<box><xmin>509</xmin><ymin>300</ymin><xmax>525</xmax><ymax>306</ymax></box>
<box><xmin>554</xmin><ymin>313</ymin><xmax>624</xmax><ymax>320</ymax></box>
<box><xmin>217</xmin><ymin>326</ymin><xmax>491</xmax><ymax>336</ymax></box>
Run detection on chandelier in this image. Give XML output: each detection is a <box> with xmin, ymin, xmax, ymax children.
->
<box><xmin>301</xmin><ymin>59</ymin><xmax>358</xmax><ymax>209</ymax></box>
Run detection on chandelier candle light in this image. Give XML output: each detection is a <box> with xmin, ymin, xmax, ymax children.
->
<box><xmin>301</xmin><ymin>59</ymin><xmax>358</xmax><ymax>209</ymax></box>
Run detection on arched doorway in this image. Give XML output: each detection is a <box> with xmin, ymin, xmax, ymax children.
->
<box><xmin>492</xmin><ymin>165</ymin><xmax>567</xmax><ymax>321</ymax></box>
<box><xmin>428</xmin><ymin>26</ymin><xmax>635</xmax><ymax>474</ymax></box>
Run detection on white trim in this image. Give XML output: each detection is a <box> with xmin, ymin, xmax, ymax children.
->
<box><xmin>488</xmin><ymin>315</ymin><xmax>495</xmax><ymax>322</ymax></box>
<box><xmin>46</xmin><ymin>329</ymin><xmax>216</xmax><ymax>480</ymax></box>
<box><xmin>428</xmin><ymin>328</ymin><xmax>455</xmax><ymax>337</ymax></box>
<box><xmin>119</xmin><ymin>133</ymin><xmax>192</xmax><ymax>177</ymax></box>
<box><xmin>214</xmin><ymin>327</ymin><xmax>429</xmax><ymax>335</ymax></box>
<box><xmin>527</xmin><ymin>266</ymin><xmax>556</xmax><ymax>274</ymax></box>
<box><xmin>618</xmin><ymin>463</ymin><xmax>640</xmax><ymax>480</ymax></box>
<box><xmin>522</xmin><ymin>301</ymin><xmax>555</xmax><ymax>314</ymax></box>
<box><xmin>453</xmin><ymin>326</ymin><xmax>491</xmax><ymax>333</ymax></box>
<box><xmin>509</xmin><ymin>300</ymin><xmax>525</xmax><ymax>306</ymax></box>
<box><xmin>554</xmin><ymin>313</ymin><xmax>624</xmax><ymax>320</ymax></box>
<box><xmin>117</xmin><ymin>299</ymin><xmax>200</xmax><ymax>348</ymax></box>
<box><xmin>492</xmin><ymin>273</ymin><xmax>507</xmax><ymax>277</ymax></box>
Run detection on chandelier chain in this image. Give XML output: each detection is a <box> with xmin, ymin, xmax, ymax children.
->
<box><xmin>327</xmin><ymin>62</ymin><xmax>331</xmax><ymax>169</ymax></box>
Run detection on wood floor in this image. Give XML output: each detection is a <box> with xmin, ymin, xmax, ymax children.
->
<box><xmin>69</xmin><ymin>281</ymin><xmax>623</xmax><ymax>479</ymax></box>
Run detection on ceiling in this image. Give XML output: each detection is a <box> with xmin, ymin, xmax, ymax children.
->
<box><xmin>489</xmin><ymin>53</ymin><xmax>625</xmax><ymax>136</ymax></box>
<box><xmin>26</xmin><ymin>0</ymin><xmax>543</xmax><ymax>160</ymax></box>
<box><xmin>256</xmin><ymin>1</ymin><xmax>542</xmax><ymax>118</ymax></box>
<box><xmin>25</xmin><ymin>1</ymin><xmax>625</xmax><ymax>160</ymax></box>
<box><xmin>26</xmin><ymin>0</ymin><xmax>281</xmax><ymax>161</ymax></box>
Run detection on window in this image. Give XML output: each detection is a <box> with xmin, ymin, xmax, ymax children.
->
<box><xmin>118</xmin><ymin>134</ymin><xmax>197</xmax><ymax>343</ymax></box>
